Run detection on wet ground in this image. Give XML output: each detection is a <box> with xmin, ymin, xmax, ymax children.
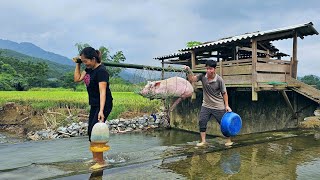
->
<box><xmin>0</xmin><ymin>129</ymin><xmax>319</xmax><ymax>179</ymax></box>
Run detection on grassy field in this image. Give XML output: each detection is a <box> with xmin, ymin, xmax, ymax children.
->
<box><xmin>0</xmin><ymin>90</ymin><xmax>162</xmax><ymax>120</ymax></box>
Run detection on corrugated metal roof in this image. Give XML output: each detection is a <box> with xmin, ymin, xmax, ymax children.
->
<box><xmin>154</xmin><ymin>51</ymin><xmax>190</xmax><ymax>60</ymax></box>
<box><xmin>180</xmin><ymin>22</ymin><xmax>318</xmax><ymax>51</ymax></box>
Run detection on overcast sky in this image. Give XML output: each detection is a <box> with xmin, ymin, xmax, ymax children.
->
<box><xmin>0</xmin><ymin>0</ymin><xmax>319</xmax><ymax>76</ymax></box>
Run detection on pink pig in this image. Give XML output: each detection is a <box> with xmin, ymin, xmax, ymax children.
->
<box><xmin>140</xmin><ymin>76</ymin><xmax>194</xmax><ymax>111</ymax></box>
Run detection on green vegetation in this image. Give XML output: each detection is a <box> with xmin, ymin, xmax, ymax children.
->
<box><xmin>0</xmin><ymin>49</ymin><xmax>73</xmax><ymax>78</ymax></box>
<box><xmin>186</xmin><ymin>41</ymin><xmax>202</xmax><ymax>48</ymax></box>
<box><xmin>300</xmin><ymin>75</ymin><xmax>320</xmax><ymax>89</ymax></box>
<box><xmin>0</xmin><ymin>91</ymin><xmax>161</xmax><ymax>120</ymax></box>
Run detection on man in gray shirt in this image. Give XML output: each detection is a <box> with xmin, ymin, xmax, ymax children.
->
<box><xmin>185</xmin><ymin>60</ymin><xmax>233</xmax><ymax>146</ymax></box>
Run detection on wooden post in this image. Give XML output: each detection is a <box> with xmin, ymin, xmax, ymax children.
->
<box><xmin>251</xmin><ymin>39</ymin><xmax>258</xmax><ymax>101</ymax></box>
<box><xmin>161</xmin><ymin>60</ymin><xmax>164</xmax><ymax>80</ymax></box>
<box><xmin>191</xmin><ymin>50</ymin><xmax>196</xmax><ymax>69</ymax></box>
<box><xmin>280</xmin><ymin>90</ymin><xmax>297</xmax><ymax>118</ymax></box>
<box><xmin>266</xmin><ymin>49</ymin><xmax>270</xmax><ymax>59</ymax></box>
<box><xmin>191</xmin><ymin>50</ymin><xmax>196</xmax><ymax>99</ymax></box>
<box><xmin>236</xmin><ymin>46</ymin><xmax>239</xmax><ymax>60</ymax></box>
<box><xmin>220</xmin><ymin>59</ymin><xmax>223</xmax><ymax>78</ymax></box>
<box><xmin>292</xmin><ymin>31</ymin><xmax>298</xmax><ymax>79</ymax></box>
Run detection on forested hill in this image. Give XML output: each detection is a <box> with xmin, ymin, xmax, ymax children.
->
<box><xmin>0</xmin><ymin>39</ymin><xmax>73</xmax><ymax>66</ymax></box>
<box><xmin>0</xmin><ymin>49</ymin><xmax>73</xmax><ymax>78</ymax></box>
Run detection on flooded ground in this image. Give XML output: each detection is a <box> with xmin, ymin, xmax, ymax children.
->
<box><xmin>0</xmin><ymin>129</ymin><xmax>319</xmax><ymax>180</ymax></box>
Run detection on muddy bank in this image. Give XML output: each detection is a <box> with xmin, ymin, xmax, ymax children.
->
<box><xmin>0</xmin><ymin>102</ymin><xmax>169</xmax><ymax>141</ymax></box>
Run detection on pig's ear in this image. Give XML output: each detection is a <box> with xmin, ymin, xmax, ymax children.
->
<box><xmin>154</xmin><ymin>82</ymin><xmax>161</xmax><ymax>87</ymax></box>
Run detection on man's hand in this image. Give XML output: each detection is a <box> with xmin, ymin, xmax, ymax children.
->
<box><xmin>226</xmin><ymin>106</ymin><xmax>232</xmax><ymax>112</ymax></box>
<box><xmin>183</xmin><ymin>65</ymin><xmax>191</xmax><ymax>71</ymax></box>
<box><xmin>98</xmin><ymin>111</ymin><xmax>105</xmax><ymax>122</ymax></box>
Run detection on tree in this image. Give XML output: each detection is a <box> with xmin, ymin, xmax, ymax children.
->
<box><xmin>186</xmin><ymin>41</ymin><xmax>202</xmax><ymax>48</ymax></box>
<box><xmin>300</xmin><ymin>75</ymin><xmax>320</xmax><ymax>89</ymax></box>
<box><xmin>75</xmin><ymin>43</ymin><xmax>126</xmax><ymax>77</ymax></box>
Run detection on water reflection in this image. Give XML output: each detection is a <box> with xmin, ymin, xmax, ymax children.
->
<box><xmin>220</xmin><ymin>151</ymin><xmax>241</xmax><ymax>175</ymax></box>
<box><xmin>89</xmin><ymin>170</ymin><xmax>103</xmax><ymax>180</ymax></box>
<box><xmin>161</xmin><ymin>134</ymin><xmax>320</xmax><ymax>180</ymax></box>
<box><xmin>0</xmin><ymin>130</ymin><xmax>319</xmax><ymax>179</ymax></box>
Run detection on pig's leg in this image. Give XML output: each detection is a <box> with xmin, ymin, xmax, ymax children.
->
<box><xmin>170</xmin><ymin>97</ymin><xmax>183</xmax><ymax>111</ymax></box>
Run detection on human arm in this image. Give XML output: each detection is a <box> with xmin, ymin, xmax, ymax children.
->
<box><xmin>222</xmin><ymin>91</ymin><xmax>232</xmax><ymax>112</ymax></box>
<box><xmin>98</xmin><ymin>82</ymin><xmax>107</xmax><ymax>122</ymax></box>
<box><xmin>74</xmin><ymin>62</ymin><xmax>86</xmax><ymax>82</ymax></box>
<box><xmin>184</xmin><ymin>66</ymin><xmax>198</xmax><ymax>82</ymax></box>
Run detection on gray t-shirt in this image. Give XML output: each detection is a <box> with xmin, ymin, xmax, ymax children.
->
<box><xmin>197</xmin><ymin>73</ymin><xmax>226</xmax><ymax>110</ymax></box>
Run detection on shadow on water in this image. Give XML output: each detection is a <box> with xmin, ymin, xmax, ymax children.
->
<box><xmin>0</xmin><ymin>129</ymin><xmax>319</xmax><ymax>179</ymax></box>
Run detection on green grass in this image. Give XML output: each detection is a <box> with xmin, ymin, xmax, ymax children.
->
<box><xmin>0</xmin><ymin>91</ymin><xmax>162</xmax><ymax>120</ymax></box>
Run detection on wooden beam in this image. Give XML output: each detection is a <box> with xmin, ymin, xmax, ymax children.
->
<box><xmin>292</xmin><ymin>31</ymin><xmax>298</xmax><ymax>79</ymax></box>
<box><xmin>256</xmin><ymin>63</ymin><xmax>290</xmax><ymax>73</ymax></box>
<box><xmin>239</xmin><ymin>47</ymin><xmax>269</xmax><ymax>54</ymax></box>
<box><xmin>220</xmin><ymin>59</ymin><xmax>223</xmax><ymax>78</ymax></box>
<box><xmin>161</xmin><ymin>60</ymin><xmax>164</xmax><ymax>80</ymax></box>
<box><xmin>217</xmin><ymin>65</ymin><xmax>252</xmax><ymax>75</ymax></box>
<box><xmin>280</xmin><ymin>90</ymin><xmax>297</xmax><ymax>118</ymax></box>
<box><xmin>257</xmin><ymin>73</ymin><xmax>286</xmax><ymax>82</ymax></box>
<box><xmin>252</xmin><ymin>39</ymin><xmax>258</xmax><ymax>101</ymax></box>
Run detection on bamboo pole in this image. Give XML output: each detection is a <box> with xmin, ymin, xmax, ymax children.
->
<box><xmin>102</xmin><ymin>61</ymin><xmax>205</xmax><ymax>73</ymax></box>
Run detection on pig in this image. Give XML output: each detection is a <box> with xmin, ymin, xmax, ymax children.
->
<box><xmin>140</xmin><ymin>76</ymin><xmax>194</xmax><ymax>111</ymax></box>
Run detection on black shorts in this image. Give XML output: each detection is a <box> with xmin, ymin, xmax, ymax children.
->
<box><xmin>88</xmin><ymin>102</ymin><xmax>113</xmax><ymax>141</ymax></box>
<box><xmin>199</xmin><ymin>106</ymin><xmax>226</xmax><ymax>132</ymax></box>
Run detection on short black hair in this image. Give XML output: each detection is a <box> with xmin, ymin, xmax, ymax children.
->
<box><xmin>205</xmin><ymin>60</ymin><xmax>217</xmax><ymax>68</ymax></box>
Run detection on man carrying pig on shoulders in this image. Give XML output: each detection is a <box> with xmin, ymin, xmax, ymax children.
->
<box><xmin>184</xmin><ymin>60</ymin><xmax>233</xmax><ymax>147</ymax></box>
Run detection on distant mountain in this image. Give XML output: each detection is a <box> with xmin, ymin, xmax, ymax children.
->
<box><xmin>0</xmin><ymin>39</ymin><xmax>73</xmax><ymax>66</ymax></box>
<box><xmin>0</xmin><ymin>49</ymin><xmax>73</xmax><ymax>78</ymax></box>
<box><xmin>119</xmin><ymin>69</ymin><xmax>146</xmax><ymax>83</ymax></box>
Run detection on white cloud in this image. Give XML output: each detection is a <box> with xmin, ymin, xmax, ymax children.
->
<box><xmin>0</xmin><ymin>0</ymin><xmax>319</xmax><ymax>76</ymax></box>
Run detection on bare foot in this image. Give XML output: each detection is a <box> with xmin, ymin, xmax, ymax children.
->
<box><xmin>196</xmin><ymin>141</ymin><xmax>208</xmax><ymax>147</ymax></box>
<box><xmin>90</xmin><ymin>162</ymin><xmax>108</xmax><ymax>171</ymax></box>
<box><xmin>225</xmin><ymin>142</ymin><xmax>234</xmax><ymax>146</ymax></box>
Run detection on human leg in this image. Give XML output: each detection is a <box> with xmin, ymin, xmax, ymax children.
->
<box><xmin>197</xmin><ymin>106</ymin><xmax>212</xmax><ymax>146</ymax></box>
<box><xmin>212</xmin><ymin>109</ymin><xmax>234</xmax><ymax>146</ymax></box>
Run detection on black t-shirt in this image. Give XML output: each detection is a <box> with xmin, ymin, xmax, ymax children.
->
<box><xmin>84</xmin><ymin>64</ymin><xmax>113</xmax><ymax>106</ymax></box>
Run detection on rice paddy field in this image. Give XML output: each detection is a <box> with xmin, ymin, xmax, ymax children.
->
<box><xmin>0</xmin><ymin>90</ymin><xmax>162</xmax><ymax>120</ymax></box>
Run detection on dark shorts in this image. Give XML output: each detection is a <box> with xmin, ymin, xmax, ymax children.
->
<box><xmin>88</xmin><ymin>102</ymin><xmax>113</xmax><ymax>141</ymax></box>
<box><xmin>199</xmin><ymin>106</ymin><xmax>226</xmax><ymax>132</ymax></box>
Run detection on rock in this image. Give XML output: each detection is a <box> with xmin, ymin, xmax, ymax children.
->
<box><xmin>28</xmin><ymin>133</ymin><xmax>40</xmax><ymax>141</ymax></box>
<box><xmin>125</xmin><ymin>127</ymin><xmax>133</xmax><ymax>132</ymax></box>
<box><xmin>113</xmin><ymin>119</ymin><xmax>120</xmax><ymax>124</ymax></box>
<box><xmin>80</xmin><ymin>122</ymin><xmax>88</xmax><ymax>128</ymax></box>
<box><xmin>70</xmin><ymin>131</ymin><xmax>78</xmax><ymax>137</ymax></box>
<box><xmin>117</xmin><ymin>123</ymin><xmax>125</xmax><ymax>127</ymax></box>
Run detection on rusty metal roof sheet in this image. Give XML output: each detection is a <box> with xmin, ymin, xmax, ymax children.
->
<box><xmin>179</xmin><ymin>22</ymin><xmax>318</xmax><ymax>51</ymax></box>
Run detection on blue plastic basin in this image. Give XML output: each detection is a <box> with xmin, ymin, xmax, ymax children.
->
<box><xmin>220</xmin><ymin>112</ymin><xmax>242</xmax><ymax>137</ymax></box>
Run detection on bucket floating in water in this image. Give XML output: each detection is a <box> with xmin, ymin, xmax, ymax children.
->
<box><xmin>90</xmin><ymin>143</ymin><xmax>110</xmax><ymax>152</ymax></box>
<box><xmin>220</xmin><ymin>112</ymin><xmax>242</xmax><ymax>137</ymax></box>
<box><xmin>91</xmin><ymin>122</ymin><xmax>109</xmax><ymax>143</ymax></box>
